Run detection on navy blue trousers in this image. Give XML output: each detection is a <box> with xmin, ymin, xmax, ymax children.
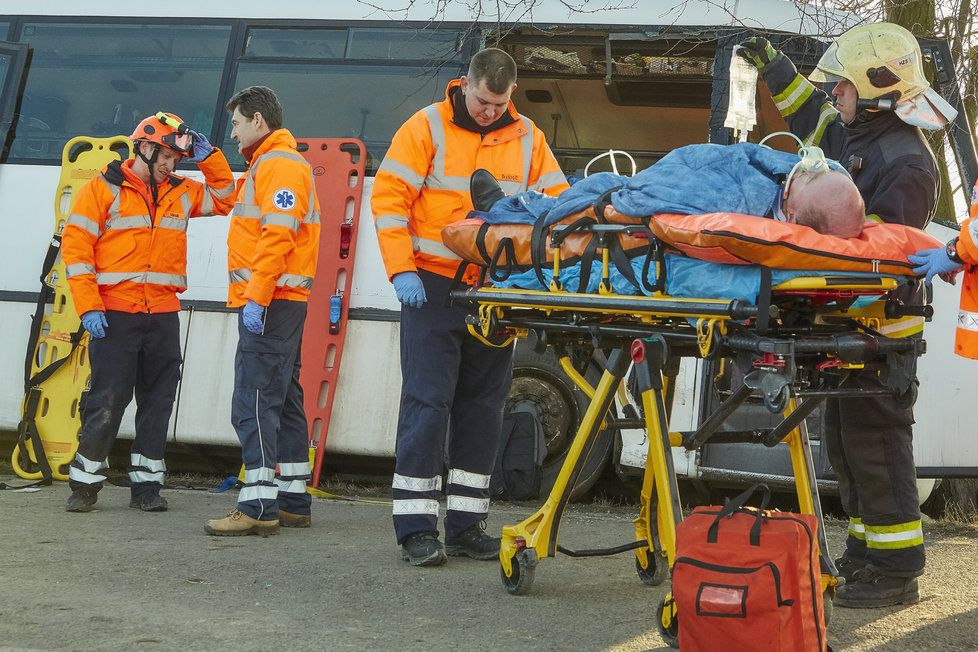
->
<box><xmin>231</xmin><ymin>299</ymin><xmax>312</xmax><ymax>521</ymax></box>
<box><xmin>69</xmin><ymin>311</ymin><xmax>181</xmax><ymax>499</ymax></box>
<box><xmin>392</xmin><ymin>270</ymin><xmax>514</xmax><ymax>544</ymax></box>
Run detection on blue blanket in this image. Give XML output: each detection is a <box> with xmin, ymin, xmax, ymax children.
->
<box><xmin>481</xmin><ymin>142</ymin><xmax>848</xmax><ymax>226</ymax></box>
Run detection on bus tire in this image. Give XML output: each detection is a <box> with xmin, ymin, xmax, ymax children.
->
<box><xmin>507</xmin><ymin>343</ymin><xmax>614</xmax><ymax>501</ymax></box>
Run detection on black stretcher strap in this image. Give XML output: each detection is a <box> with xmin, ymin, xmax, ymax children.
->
<box><xmin>6</xmin><ymin>233</ymin><xmax>86</xmax><ymax>490</ymax></box>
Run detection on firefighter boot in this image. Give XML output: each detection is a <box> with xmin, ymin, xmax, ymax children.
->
<box><xmin>445</xmin><ymin>522</ymin><xmax>501</xmax><ymax>560</ymax></box>
<box><xmin>470</xmin><ymin>169</ymin><xmax>505</xmax><ymax>212</ymax></box>
<box><xmin>65</xmin><ymin>487</ymin><xmax>99</xmax><ymax>513</ymax></box>
<box><xmin>835</xmin><ymin>553</ymin><xmax>869</xmax><ymax>583</ymax></box>
<box><xmin>400</xmin><ymin>531</ymin><xmax>447</xmax><ymax>567</ymax></box>
<box><xmin>278</xmin><ymin>509</ymin><xmax>311</xmax><ymax>528</ymax></box>
<box><xmin>204</xmin><ymin>509</ymin><xmax>280</xmax><ymax>537</ymax></box>
<box><xmin>835</xmin><ymin>568</ymin><xmax>920</xmax><ymax>608</ymax></box>
<box><xmin>130</xmin><ymin>493</ymin><xmax>168</xmax><ymax>512</ymax></box>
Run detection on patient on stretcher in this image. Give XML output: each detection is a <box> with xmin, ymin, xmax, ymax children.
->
<box><xmin>444</xmin><ymin>142</ymin><xmax>939</xmax><ymax>299</ymax></box>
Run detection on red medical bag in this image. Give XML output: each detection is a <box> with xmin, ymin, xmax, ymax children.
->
<box><xmin>671</xmin><ymin>484</ymin><xmax>827</xmax><ymax>652</ymax></box>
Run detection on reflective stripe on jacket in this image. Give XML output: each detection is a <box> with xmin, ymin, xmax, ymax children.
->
<box><xmin>955</xmin><ymin>184</ymin><xmax>978</xmax><ymax>358</ymax></box>
<box><xmin>62</xmin><ymin>151</ymin><xmax>235</xmax><ymax>315</ymax></box>
<box><xmin>226</xmin><ymin>129</ymin><xmax>321</xmax><ymax>308</ymax></box>
<box><xmin>371</xmin><ymin>79</ymin><xmax>569</xmax><ymax>280</ymax></box>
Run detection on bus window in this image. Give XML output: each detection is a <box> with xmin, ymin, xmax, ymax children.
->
<box><xmin>8</xmin><ymin>22</ymin><xmax>232</xmax><ymax>162</ymax></box>
<box><xmin>245</xmin><ymin>28</ymin><xmax>347</xmax><ymax>59</ymax></box>
<box><xmin>226</xmin><ymin>63</ymin><xmax>459</xmax><ymax>172</ymax></box>
<box><xmin>0</xmin><ymin>41</ymin><xmax>29</xmax><ymax>158</ymax></box>
<box><xmin>346</xmin><ymin>28</ymin><xmax>463</xmax><ymax>61</ymax></box>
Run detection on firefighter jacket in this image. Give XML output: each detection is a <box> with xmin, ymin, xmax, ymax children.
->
<box><xmin>63</xmin><ymin>151</ymin><xmax>235</xmax><ymax>316</ymax></box>
<box><xmin>371</xmin><ymin>79</ymin><xmax>569</xmax><ymax>280</ymax></box>
<box><xmin>226</xmin><ymin>129</ymin><xmax>321</xmax><ymax>308</ymax></box>
<box><xmin>759</xmin><ymin>54</ymin><xmax>939</xmax><ymax>336</ymax></box>
<box><xmin>954</xmin><ymin>182</ymin><xmax>978</xmax><ymax>358</ymax></box>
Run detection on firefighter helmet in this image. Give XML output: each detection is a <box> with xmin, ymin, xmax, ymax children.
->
<box><xmin>809</xmin><ymin>23</ymin><xmax>930</xmax><ymax>102</ymax></box>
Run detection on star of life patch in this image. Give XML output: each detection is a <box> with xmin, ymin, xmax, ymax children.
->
<box><xmin>273</xmin><ymin>188</ymin><xmax>297</xmax><ymax>211</ymax></box>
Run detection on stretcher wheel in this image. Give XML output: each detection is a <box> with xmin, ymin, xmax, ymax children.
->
<box><xmin>635</xmin><ymin>550</ymin><xmax>668</xmax><ymax>586</ymax></box>
<box><xmin>500</xmin><ymin>548</ymin><xmax>538</xmax><ymax>596</ymax></box>
<box><xmin>656</xmin><ymin>596</ymin><xmax>679</xmax><ymax>648</ymax></box>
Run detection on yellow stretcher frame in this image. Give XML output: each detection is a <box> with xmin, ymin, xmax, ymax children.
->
<box><xmin>454</xmin><ymin>271</ymin><xmax>921</xmax><ymax>647</ymax></box>
<box><xmin>12</xmin><ymin>136</ymin><xmax>131</xmax><ymax>481</ymax></box>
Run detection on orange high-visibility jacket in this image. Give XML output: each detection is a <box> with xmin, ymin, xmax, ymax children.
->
<box><xmin>954</xmin><ymin>181</ymin><xmax>978</xmax><ymax>358</ymax></box>
<box><xmin>371</xmin><ymin>79</ymin><xmax>569</xmax><ymax>280</ymax></box>
<box><xmin>63</xmin><ymin>151</ymin><xmax>235</xmax><ymax>316</ymax></box>
<box><xmin>226</xmin><ymin>129</ymin><xmax>321</xmax><ymax>308</ymax></box>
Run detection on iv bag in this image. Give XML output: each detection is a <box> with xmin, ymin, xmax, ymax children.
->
<box><xmin>725</xmin><ymin>46</ymin><xmax>758</xmax><ymax>142</ymax></box>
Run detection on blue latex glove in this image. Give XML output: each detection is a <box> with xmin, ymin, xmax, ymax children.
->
<box><xmin>392</xmin><ymin>271</ymin><xmax>426</xmax><ymax>309</ymax></box>
<box><xmin>908</xmin><ymin>246</ymin><xmax>964</xmax><ymax>284</ymax></box>
<box><xmin>81</xmin><ymin>310</ymin><xmax>108</xmax><ymax>339</ymax></box>
<box><xmin>188</xmin><ymin>130</ymin><xmax>214</xmax><ymax>164</ymax></box>
<box><xmin>242</xmin><ymin>300</ymin><xmax>265</xmax><ymax>334</ymax></box>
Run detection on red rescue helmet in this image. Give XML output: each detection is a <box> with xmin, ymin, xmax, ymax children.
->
<box><xmin>130</xmin><ymin>113</ymin><xmax>193</xmax><ymax>156</ymax></box>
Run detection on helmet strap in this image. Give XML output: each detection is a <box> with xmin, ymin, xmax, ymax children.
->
<box><xmin>135</xmin><ymin>141</ymin><xmax>162</xmax><ymax>204</ymax></box>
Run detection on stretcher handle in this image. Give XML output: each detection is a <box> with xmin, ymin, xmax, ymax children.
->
<box><xmin>722</xmin><ymin>333</ymin><xmax>918</xmax><ymax>356</ymax></box>
<box><xmin>707</xmin><ymin>483</ymin><xmax>771</xmax><ymax>546</ymax></box>
<box><xmin>884</xmin><ymin>301</ymin><xmax>933</xmax><ymax>320</ymax></box>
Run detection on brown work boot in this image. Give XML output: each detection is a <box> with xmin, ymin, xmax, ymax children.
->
<box><xmin>278</xmin><ymin>509</ymin><xmax>311</xmax><ymax>528</ymax></box>
<box><xmin>204</xmin><ymin>509</ymin><xmax>279</xmax><ymax>537</ymax></box>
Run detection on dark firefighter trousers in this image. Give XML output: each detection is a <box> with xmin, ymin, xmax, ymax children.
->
<box><xmin>392</xmin><ymin>270</ymin><xmax>514</xmax><ymax>544</ymax></box>
<box><xmin>68</xmin><ymin>311</ymin><xmax>181</xmax><ymax>499</ymax></box>
<box><xmin>231</xmin><ymin>299</ymin><xmax>312</xmax><ymax>521</ymax></box>
<box><xmin>824</xmin><ymin>362</ymin><xmax>925</xmax><ymax>577</ymax></box>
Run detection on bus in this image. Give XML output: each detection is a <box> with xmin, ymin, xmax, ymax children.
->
<box><xmin>0</xmin><ymin>0</ymin><xmax>974</xmax><ymax>497</ymax></box>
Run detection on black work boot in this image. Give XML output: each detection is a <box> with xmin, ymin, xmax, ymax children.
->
<box><xmin>445</xmin><ymin>522</ymin><xmax>501</xmax><ymax>560</ymax></box>
<box><xmin>129</xmin><ymin>493</ymin><xmax>168</xmax><ymax>512</ymax></box>
<box><xmin>65</xmin><ymin>487</ymin><xmax>99</xmax><ymax>513</ymax></box>
<box><xmin>400</xmin><ymin>531</ymin><xmax>447</xmax><ymax>567</ymax></box>
<box><xmin>835</xmin><ymin>568</ymin><xmax>920</xmax><ymax>608</ymax></box>
<box><xmin>470</xmin><ymin>169</ymin><xmax>505</xmax><ymax>212</ymax></box>
<box><xmin>835</xmin><ymin>553</ymin><xmax>869</xmax><ymax>583</ymax></box>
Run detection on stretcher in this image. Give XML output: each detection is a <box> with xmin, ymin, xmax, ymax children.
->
<box><xmin>446</xmin><ymin>214</ymin><xmax>932</xmax><ymax>646</ymax></box>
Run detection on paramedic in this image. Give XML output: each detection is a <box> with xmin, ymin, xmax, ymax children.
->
<box><xmin>205</xmin><ymin>86</ymin><xmax>321</xmax><ymax>537</ymax></box>
<box><xmin>909</xmin><ymin>179</ymin><xmax>978</xmax><ymax>358</ymax></box>
<box><xmin>740</xmin><ymin>23</ymin><xmax>954</xmax><ymax>607</ymax></box>
<box><xmin>372</xmin><ymin>48</ymin><xmax>568</xmax><ymax>566</ymax></box>
<box><xmin>62</xmin><ymin>113</ymin><xmax>234</xmax><ymax>513</ymax></box>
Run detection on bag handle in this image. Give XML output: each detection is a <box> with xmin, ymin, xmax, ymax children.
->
<box><xmin>707</xmin><ymin>483</ymin><xmax>771</xmax><ymax>546</ymax></box>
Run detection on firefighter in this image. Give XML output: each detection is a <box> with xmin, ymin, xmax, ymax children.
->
<box><xmin>371</xmin><ymin>48</ymin><xmax>568</xmax><ymax>566</ymax></box>
<box><xmin>205</xmin><ymin>86</ymin><xmax>321</xmax><ymax>537</ymax></box>
<box><xmin>62</xmin><ymin>113</ymin><xmax>235</xmax><ymax>513</ymax></box>
<box><xmin>739</xmin><ymin>23</ymin><xmax>957</xmax><ymax>607</ymax></box>
<box><xmin>909</xmin><ymin>179</ymin><xmax>978</xmax><ymax>358</ymax></box>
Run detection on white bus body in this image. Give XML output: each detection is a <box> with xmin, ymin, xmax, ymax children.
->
<box><xmin>0</xmin><ymin>1</ymin><xmax>973</xmax><ymax>489</ymax></box>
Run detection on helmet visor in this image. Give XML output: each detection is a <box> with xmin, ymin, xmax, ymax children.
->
<box><xmin>162</xmin><ymin>131</ymin><xmax>193</xmax><ymax>155</ymax></box>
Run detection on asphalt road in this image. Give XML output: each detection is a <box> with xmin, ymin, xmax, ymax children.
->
<box><xmin>1</xmin><ymin>478</ymin><xmax>976</xmax><ymax>651</ymax></box>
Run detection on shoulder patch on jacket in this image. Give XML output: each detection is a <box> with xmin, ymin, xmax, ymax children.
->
<box><xmin>273</xmin><ymin>188</ymin><xmax>297</xmax><ymax>211</ymax></box>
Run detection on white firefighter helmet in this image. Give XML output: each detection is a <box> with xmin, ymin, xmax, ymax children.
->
<box><xmin>809</xmin><ymin>23</ymin><xmax>928</xmax><ymax>101</ymax></box>
<box><xmin>810</xmin><ymin>22</ymin><xmax>956</xmax><ymax>129</ymax></box>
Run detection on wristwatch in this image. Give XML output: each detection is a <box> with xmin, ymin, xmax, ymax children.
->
<box><xmin>946</xmin><ymin>237</ymin><xmax>964</xmax><ymax>264</ymax></box>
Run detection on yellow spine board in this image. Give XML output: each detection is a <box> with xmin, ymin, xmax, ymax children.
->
<box><xmin>12</xmin><ymin>136</ymin><xmax>131</xmax><ymax>481</ymax></box>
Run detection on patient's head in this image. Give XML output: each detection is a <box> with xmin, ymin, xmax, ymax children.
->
<box><xmin>783</xmin><ymin>170</ymin><xmax>864</xmax><ymax>238</ymax></box>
